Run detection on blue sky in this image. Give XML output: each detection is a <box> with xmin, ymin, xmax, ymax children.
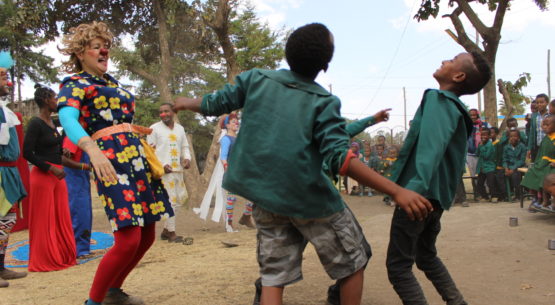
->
<box><xmin>250</xmin><ymin>0</ymin><xmax>555</xmax><ymax>134</ymax></box>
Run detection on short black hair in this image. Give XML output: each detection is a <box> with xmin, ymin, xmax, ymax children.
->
<box><xmin>285</xmin><ymin>23</ymin><xmax>334</xmax><ymax>78</ymax></box>
<box><xmin>34</xmin><ymin>83</ymin><xmax>55</xmax><ymax>108</ymax></box>
<box><xmin>536</xmin><ymin>93</ymin><xmax>549</xmax><ymax>103</ymax></box>
<box><xmin>460</xmin><ymin>51</ymin><xmax>492</xmax><ymax>95</ymax></box>
<box><xmin>159</xmin><ymin>102</ymin><xmax>174</xmax><ymax>112</ymax></box>
<box><xmin>551</xmin><ymin>99</ymin><xmax>555</xmax><ymax>107</ymax></box>
<box><xmin>490</xmin><ymin>126</ymin><xmax>499</xmax><ymax>134</ymax></box>
<box><xmin>480</xmin><ymin>128</ymin><xmax>490</xmax><ymax>135</ymax></box>
<box><xmin>507</xmin><ymin>117</ymin><xmax>517</xmax><ymax>124</ymax></box>
<box><xmin>508</xmin><ymin>129</ymin><xmax>520</xmax><ymax>137</ymax></box>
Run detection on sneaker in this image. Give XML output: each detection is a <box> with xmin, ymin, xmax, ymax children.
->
<box><xmin>102</xmin><ymin>288</ymin><xmax>145</xmax><ymax>305</ymax></box>
<box><xmin>253</xmin><ymin>278</ymin><xmax>261</xmax><ymax>305</ymax></box>
<box><xmin>327</xmin><ymin>282</ymin><xmax>340</xmax><ymax>305</ymax></box>
<box><xmin>0</xmin><ymin>268</ymin><xmax>27</xmax><ymax>280</ymax></box>
<box><xmin>540</xmin><ymin>205</ymin><xmax>555</xmax><ymax>213</ymax></box>
<box><xmin>0</xmin><ymin>278</ymin><xmax>8</xmax><ymax>288</ymax></box>
<box><xmin>528</xmin><ymin>201</ymin><xmax>542</xmax><ymax>213</ymax></box>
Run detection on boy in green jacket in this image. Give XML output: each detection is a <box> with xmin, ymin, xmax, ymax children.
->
<box><xmin>173</xmin><ymin>23</ymin><xmax>431</xmax><ymax>305</ymax></box>
<box><xmin>386</xmin><ymin>51</ymin><xmax>491</xmax><ymax>305</ymax></box>
<box><xmin>476</xmin><ymin>128</ymin><xmax>497</xmax><ymax>201</ymax></box>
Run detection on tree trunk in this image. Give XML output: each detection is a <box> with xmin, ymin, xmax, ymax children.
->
<box><xmin>197</xmin><ymin>0</ymin><xmax>239</xmax><ymax>192</ymax></box>
<box><xmin>182</xmin><ymin>133</ymin><xmax>206</xmax><ymax>207</ymax></box>
<box><xmin>483</xmin><ymin>75</ymin><xmax>497</xmax><ymax>127</ymax></box>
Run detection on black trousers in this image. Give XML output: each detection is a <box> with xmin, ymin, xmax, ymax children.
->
<box><xmin>476</xmin><ymin>172</ymin><xmax>497</xmax><ymax>199</ymax></box>
<box><xmin>494</xmin><ymin>169</ymin><xmax>507</xmax><ymax>200</ymax></box>
<box><xmin>386</xmin><ymin>201</ymin><xmax>467</xmax><ymax>305</ymax></box>
<box><xmin>507</xmin><ymin>170</ymin><xmax>523</xmax><ymax>198</ymax></box>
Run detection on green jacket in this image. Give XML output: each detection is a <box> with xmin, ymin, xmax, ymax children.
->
<box><xmin>476</xmin><ymin>141</ymin><xmax>496</xmax><ymax>174</ymax></box>
<box><xmin>201</xmin><ymin>69</ymin><xmax>351</xmax><ymax>219</ymax></box>
<box><xmin>521</xmin><ymin>133</ymin><xmax>555</xmax><ymax>191</ymax></box>
<box><xmin>389</xmin><ymin>89</ymin><xmax>472</xmax><ymax>210</ymax></box>
<box><xmin>497</xmin><ymin>130</ymin><xmax>527</xmax><ymax>167</ymax></box>
<box><xmin>502</xmin><ymin>142</ymin><xmax>526</xmax><ymax>170</ymax></box>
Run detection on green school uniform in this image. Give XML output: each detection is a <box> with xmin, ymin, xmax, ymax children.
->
<box><xmin>381</xmin><ymin>158</ymin><xmax>397</xmax><ymax>178</ymax></box>
<box><xmin>502</xmin><ymin>142</ymin><xmax>526</xmax><ymax>170</ymax></box>
<box><xmin>389</xmin><ymin>89</ymin><xmax>472</xmax><ymax>210</ymax></box>
<box><xmin>476</xmin><ymin>141</ymin><xmax>496</xmax><ymax>174</ymax></box>
<box><xmin>521</xmin><ymin>132</ymin><xmax>555</xmax><ymax>191</ymax></box>
<box><xmin>201</xmin><ymin>69</ymin><xmax>351</xmax><ymax>219</ymax></box>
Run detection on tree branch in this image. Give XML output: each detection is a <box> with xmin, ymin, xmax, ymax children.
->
<box><xmin>444</xmin><ymin>6</ymin><xmax>480</xmax><ymax>52</ymax></box>
<box><xmin>497</xmin><ymin>78</ymin><xmax>513</xmax><ymax>131</ymax></box>
<box><xmin>454</xmin><ymin>0</ymin><xmax>492</xmax><ymax>37</ymax></box>
<box><xmin>492</xmin><ymin>0</ymin><xmax>510</xmax><ymax>34</ymax></box>
<box><xmin>126</xmin><ymin>64</ymin><xmax>158</xmax><ymax>86</ymax></box>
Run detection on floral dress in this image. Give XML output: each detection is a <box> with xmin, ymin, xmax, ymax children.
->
<box><xmin>57</xmin><ymin>71</ymin><xmax>173</xmax><ymax>232</ymax></box>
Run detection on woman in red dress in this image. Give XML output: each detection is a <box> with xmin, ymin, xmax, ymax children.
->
<box><xmin>23</xmin><ymin>85</ymin><xmax>86</xmax><ymax>272</ymax></box>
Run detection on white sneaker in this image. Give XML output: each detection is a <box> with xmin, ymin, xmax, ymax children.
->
<box><xmin>225</xmin><ymin>224</ymin><xmax>238</xmax><ymax>233</ymax></box>
<box><xmin>192</xmin><ymin>207</ymin><xmax>201</xmax><ymax>215</ymax></box>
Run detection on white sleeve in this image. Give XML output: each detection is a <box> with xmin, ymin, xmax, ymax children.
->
<box><xmin>147</xmin><ymin>124</ymin><xmax>157</xmax><ymax>147</ymax></box>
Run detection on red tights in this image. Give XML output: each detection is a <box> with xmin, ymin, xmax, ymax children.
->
<box><xmin>89</xmin><ymin>223</ymin><xmax>155</xmax><ymax>302</ymax></box>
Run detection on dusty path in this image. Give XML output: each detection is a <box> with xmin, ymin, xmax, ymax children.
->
<box><xmin>3</xmin><ymin>195</ymin><xmax>555</xmax><ymax>305</ymax></box>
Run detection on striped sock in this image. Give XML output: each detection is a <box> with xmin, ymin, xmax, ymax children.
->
<box><xmin>244</xmin><ymin>202</ymin><xmax>253</xmax><ymax>215</ymax></box>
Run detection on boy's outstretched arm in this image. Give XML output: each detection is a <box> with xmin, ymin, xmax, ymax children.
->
<box><xmin>347</xmin><ymin>158</ymin><xmax>433</xmax><ymax>221</ymax></box>
<box><xmin>173</xmin><ymin>97</ymin><xmax>203</xmax><ymax>113</ymax></box>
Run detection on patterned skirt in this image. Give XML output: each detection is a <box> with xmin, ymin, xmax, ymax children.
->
<box><xmin>94</xmin><ymin>132</ymin><xmax>174</xmax><ymax>232</ymax></box>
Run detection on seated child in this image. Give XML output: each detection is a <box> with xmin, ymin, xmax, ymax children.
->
<box><xmin>381</xmin><ymin>147</ymin><xmax>398</xmax><ymax>205</ymax></box>
<box><xmin>521</xmin><ymin>115</ymin><xmax>555</xmax><ymax>211</ymax></box>
<box><xmin>490</xmin><ymin>126</ymin><xmax>507</xmax><ymax>201</ymax></box>
<box><xmin>344</xmin><ymin>142</ymin><xmax>362</xmax><ymax>195</ymax></box>
<box><xmin>503</xmin><ymin>130</ymin><xmax>527</xmax><ymax>200</ymax></box>
<box><xmin>500</xmin><ymin>117</ymin><xmax>527</xmax><ymax>146</ymax></box>
<box><xmin>360</xmin><ymin>147</ymin><xmax>374</xmax><ymax>197</ymax></box>
<box><xmin>173</xmin><ymin>23</ymin><xmax>432</xmax><ymax>305</ymax></box>
<box><xmin>382</xmin><ymin>146</ymin><xmax>398</xmax><ymax>179</ymax></box>
<box><xmin>476</xmin><ymin>128</ymin><xmax>498</xmax><ymax>201</ymax></box>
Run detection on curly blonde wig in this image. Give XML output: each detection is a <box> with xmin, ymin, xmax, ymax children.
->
<box><xmin>59</xmin><ymin>21</ymin><xmax>114</xmax><ymax>74</ymax></box>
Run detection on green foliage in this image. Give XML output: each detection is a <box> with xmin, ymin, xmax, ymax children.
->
<box><xmin>230</xmin><ymin>3</ymin><xmax>285</xmax><ymax>71</ymax></box>
<box><xmin>498</xmin><ymin>73</ymin><xmax>532</xmax><ymax>116</ymax></box>
<box><xmin>414</xmin><ymin>0</ymin><xmax>549</xmax><ymax>21</ymax></box>
<box><xmin>0</xmin><ymin>0</ymin><xmax>59</xmax><ymax>101</ymax></box>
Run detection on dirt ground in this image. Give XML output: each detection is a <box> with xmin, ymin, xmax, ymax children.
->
<box><xmin>3</xmin><ymin>194</ymin><xmax>555</xmax><ymax>305</ymax></box>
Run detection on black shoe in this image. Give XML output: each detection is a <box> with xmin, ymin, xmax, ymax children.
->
<box><xmin>327</xmin><ymin>281</ymin><xmax>340</xmax><ymax>305</ymax></box>
<box><xmin>253</xmin><ymin>278</ymin><xmax>262</xmax><ymax>305</ymax></box>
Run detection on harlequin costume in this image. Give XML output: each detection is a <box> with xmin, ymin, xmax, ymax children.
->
<box><xmin>58</xmin><ymin>71</ymin><xmax>173</xmax><ymax>303</ymax></box>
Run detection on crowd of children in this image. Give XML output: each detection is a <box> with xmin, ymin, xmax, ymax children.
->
<box><xmin>346</xmin><ymin>138</ymin><xmax>399</xmax><ymax>200</ymax></box>
<box><xmin>450</xmin><ymin>93</ymin><xmax>555</xmax><ymax>214</ymax></box>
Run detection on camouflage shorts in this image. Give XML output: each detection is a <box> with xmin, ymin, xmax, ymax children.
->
<box><xmin>253</xmin><ymin>205</ymin><xmax>372</xmax><ymax>287</ymax></box>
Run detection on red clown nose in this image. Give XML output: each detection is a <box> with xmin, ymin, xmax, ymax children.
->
<box><xmin>160</xmin><ymin>113</ymin><xmax>167</xmax><ymax>118</ymax></box>
<box><xmin>100</xmin><ymin>48</ymin><xmax>109</xmax><ymax>56</ymax></box>
<box><xmin>6</xmin><ymin>81</ymin><xmax>12</xmax><ymax>87</ymax></box>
